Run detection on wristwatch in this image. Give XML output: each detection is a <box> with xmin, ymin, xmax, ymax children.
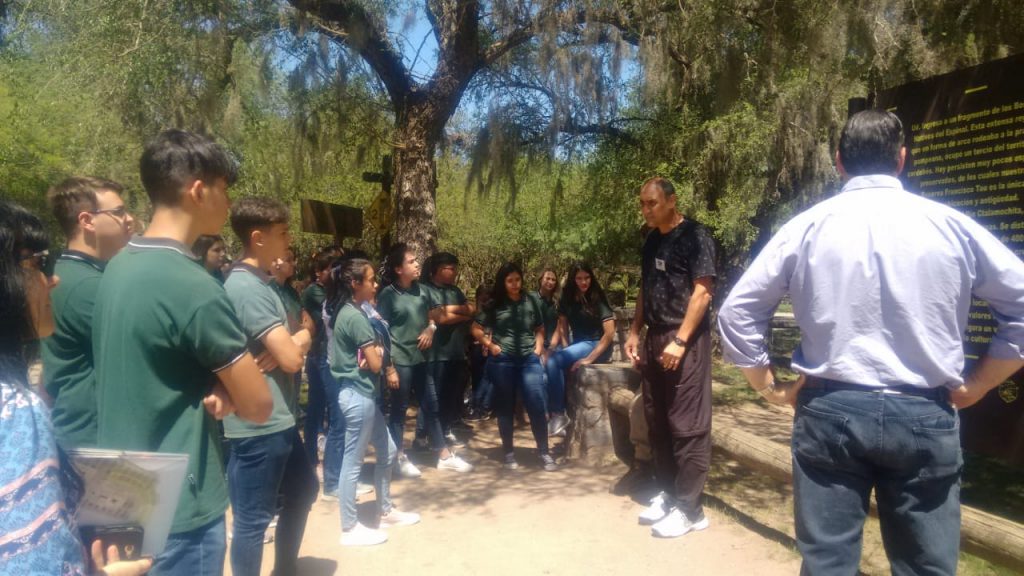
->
<box><xmin>673</xmin><ymin>336</ymin><xmax>688</xmax><ymax>347</ymax></box>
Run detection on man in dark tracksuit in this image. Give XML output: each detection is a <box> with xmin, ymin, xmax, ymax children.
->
<box><xmin>625</xmin><ymin>176</ymin><xmax>716</xmax><ymax>538</ymax></box>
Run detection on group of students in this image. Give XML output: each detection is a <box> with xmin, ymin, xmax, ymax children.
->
<box><xmin>0</xmin><ymin>127</ymin><xmax>624</xmax><ymax>575</ymax></box>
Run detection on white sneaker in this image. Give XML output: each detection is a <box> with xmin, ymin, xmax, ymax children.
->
<box><xmin>357</xmin><ymin>482</ymin><xmax>374</xmax><ymax>496</ymax></box>
<box><xmin>638</xmin><ymin>492</ymin><xmax>670</xmax><ymax>525</ymax></box>
<box><xmin>321</xmin><ymin>490</ymin><xmax>339</xmax><ymax>502</ymax></box>
<box><xmin>503</xmin><ymin>453</ymin><xmax>519</xmax><ymax>470</ymax></box>
<box><xmin>379</xmin><ymin>508</ymin><xmax>421</xmax><ymax>528</ymax></box>
<box><xmin>398</xmin><ymin>456</ymin><xmax>422</xmax><ymax>478</ymax></box>
<box><xmin>340</xmin><ymin>522</ymin><xmax>388</xmax><ymax>546</ymax></box>
<box><xmin>437</xmin><ymin>454</ymin><xmax>474</xmax><ymax>473</ymax></box>
<box><xmin>651</xmin><ymin>508</ymin><xmax>709</xmax><ymax>538</ymax></box>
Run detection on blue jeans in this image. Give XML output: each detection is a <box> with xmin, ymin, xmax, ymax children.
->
<box><xmin>792</xmin><ymin>385</ymin><xmax>962</xmax><ymax>576</ymax></box>
<box><xmin>414</xmin><ymin>363</ymin><xmax>447</xmax><ymax>451</ymax></box>
<box><xmin>322</xmin><ymin>366</ymin><xmax>344</xmax><ymax>495</ymax></box>
<box><xmin>150</xmin><ymin>517</ymin><xmax>225</xmax><ymax>576</ymax></box>
<box><xmin>227</xmin><ymin>427</ymin><xmax>317</xmax><ymax>576</ymax></box>
<box><xmin>469</xmin><ymin>345</ymin><xmax>493</xmax><ymax>412</ymax></box>
<box><xmin>387</xmin><ymin>363</ymin><xmax>425</xmax><ymax>452</ymax></box>
<box><xmin>303</xmin><ymin>355</ymin><xmax>328</xmax><ymax>466</ymax></box>
<box><xmin>544</xmin><ymin>340</ymin><xmax>606</xmax><ymax>413</ymax></box>
<box><xmin>489</xmin><ymin>353</ymin><xmax>549</xmax><ymax>455</ymax></box>
<box><xmin>338</xmin><ymin>385</ymin><xmax>397</xmax><ymax>530</ymax></box>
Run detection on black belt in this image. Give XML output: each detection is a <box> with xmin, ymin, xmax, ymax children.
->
<box><xmin>804</xmin><ymin>378</ymin><xmax>949</xmax><ymax>401</ymax></box>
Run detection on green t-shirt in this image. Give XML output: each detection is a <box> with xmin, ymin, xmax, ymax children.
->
<box><xmin>558</xmin><ymin>297</ymin><xmax>614</xmax><ymax>343</ymax></box>
<box><xmin>223</xmin><ymin>263</ymin><xmax>298</xmax><ymax>437</ymax></box>
<box><xmin>475</xmin><ymin>293</ymin><xmax>544</xmax><ymax>357</ymax></box>
<box><xmin>93</xmin><ymin>237</ymin><xmax>249</xmax><ymax>534</ymax></box>
<box><xmin>531</xmin><ymin>291</ymin><xmax>559</xmax><ymax>348</ymax></box>
<box><xmin>330</xmin><ymin>302</ymin><xmax>378</xmax><ymax>398</ymax></box>
<box><xmin>301</xmin><ymin>282</ymin><xmax>328</xmax><ymax>358</ymax></box>
<box><xmin>422</xmin><ymin>281</ymin><xmax>470</xmax><ymax>361</ymax></box>
<box><xmin>377</xmin><ymin>282</ymin><xmax>430</xmax><ymax>366</ymax></box>
<box><xmin>274</xmin><ymin>281</ymin><xmax>302</xmax><ymax>334</ymax></box>
<box><xmin>41</xmin><ymin>251</ymin><xmax>105</xmax><ymax>449</ymax></box>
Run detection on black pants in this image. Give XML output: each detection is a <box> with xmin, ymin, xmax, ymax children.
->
<box><xmin>640</xmin><ymin>327</ymin><xmax>712</xmax><ymax>518</ymax></box>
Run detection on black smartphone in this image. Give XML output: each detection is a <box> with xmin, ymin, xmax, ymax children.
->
<box><xmin>80</xmin><ymin>524</ymin><xmax>144</xmax><ymax>562</ymax></box>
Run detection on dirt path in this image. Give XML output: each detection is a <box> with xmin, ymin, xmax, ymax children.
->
<box><xmin>232</xmin><ymin>416</ymin><xmax>800</xmax><ymax>576</ymax></box>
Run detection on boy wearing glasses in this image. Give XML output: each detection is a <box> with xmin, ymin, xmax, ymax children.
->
<box><xmin>42</xmin><ymin>176</ymin><xmax>134</xmax><ymax>449</ymax></box>
<box><xmin>92</xmin><ymin>130</ymin><xmax>273</xmax><ymax>576</ymax></box>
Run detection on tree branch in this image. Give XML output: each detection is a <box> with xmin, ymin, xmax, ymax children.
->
<box><xmin>287</xmin><ymin>0</ymin><xmax>413</xmax><ymax>104</ymax></box>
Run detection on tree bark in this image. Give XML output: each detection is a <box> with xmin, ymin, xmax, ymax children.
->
<box><xmin>392</xmin><ymin>103</ymin><xmax>441</xmax><ymax>258</ymax></box>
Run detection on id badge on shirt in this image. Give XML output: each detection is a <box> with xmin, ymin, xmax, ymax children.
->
<box><xmin>655</xmin><ymin>258</ymin><xmax>666</xmax><ymax>271</ymax></box>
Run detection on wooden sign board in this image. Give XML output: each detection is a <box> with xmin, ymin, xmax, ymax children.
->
<box><xmin>875</xmin><ymin>53</ymin><xmax>1024</xmax><ymax>464</ymax></box>
<box><xmin>300</xmin><ymin>199</ymin><xmax>363</xmax><ymax>239</ymax></box>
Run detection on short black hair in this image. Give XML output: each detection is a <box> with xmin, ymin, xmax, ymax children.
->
<box><xmin>47</xmin><ymin>176</ymin><xmax>124</xmax><ymax>237</ymax></box>
<box><xmin>641</xmin><ymin>177</ymin><xmax>675</xmax><ymax>198</ymax></box>
<box><xmin>429</xmin><ymin>252</ymin><xmax>459</xmax><ymax>276</ymax></box>
<box><xmin>139</xmin><ymin>129</ymin><xmax>238</xmax><ymax>207</ymax></box>
<box><xmin>230</xmin><ymin>197</ymin><xmax>290</xmax><ymax>247</ymax></box>
<box><xmin>838</xmin><ymin>110</ymin><xmax>904</xmax><ymax>176</ymax></box>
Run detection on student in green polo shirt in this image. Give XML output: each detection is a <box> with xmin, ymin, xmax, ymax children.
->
<box><xmin>531</xmin><ymin>267</ymin><xmax>560</xmax><ymax>352</ymax></box>
<box><xmin>93</xmin><ymin>129</ymin><xmax>273</xmax><ymax>576</ymax></box>
<box><xmin>419</xmin><ymin>252</ymin><xmax>475</xmax><ymax>449</ymax></box>
<box><xmin>329</xmin><ymin>258</ymin><xmax>420</xmax><ymax>546</ymax></box>
<box><xmin>378</xmin><ymin>244</ymin><xmax>472</xmax><ymax>477</ymax></box>
<box><xmin>223</xmin><ymin>197</ymin><xmax>317</xmax><ymax>576</ymax></box>
<box><xmin>41</xmin><ymin>176</ymin><xmax>135</xmax><ymax>450</ymax></box>
<box><xmin>545</xmin><ymin>262</ymin><xmax>616</xmax><ymax>436</ymax></box>
<box><xmin>471</xmin><ymin>261</ymin><xmax>558</xmax><ymax>472</ymax></box>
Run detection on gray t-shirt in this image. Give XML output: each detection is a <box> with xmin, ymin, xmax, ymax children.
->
<box><xmin>222</xmin><ymin>262</ymin><xmax>297</xmax><ymax>438</ymax></box>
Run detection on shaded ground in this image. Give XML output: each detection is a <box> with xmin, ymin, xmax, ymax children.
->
<box><xmin>228</xmin><ymin>413</ymin><xmax>801</xmax><ymax>576</ymax></box>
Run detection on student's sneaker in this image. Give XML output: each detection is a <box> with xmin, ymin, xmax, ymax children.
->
<box><xmin>321</xmin><ymin>490</ymin><xmax>339</xmax><ymax>502</ymax></box>
<box><xmin>379</xmin><ymin>508</ymin><xmax>421</xmax><ymax>528</ymax></box>
<box><xmin>444</xmin><ymin>432</ymin><xmax>466</xmax><ymax>448</ymax></box>
<box><xmin>464</xmin><ymin>409</ymin><xmax>490</xmax><ymax>422</ymax></box>
<box><xmin>437</xmin><ymin>454</ymin><xmax>474</xmax><ymax>473</ymax></box>
<box><xmin>412</xmin><ymin>437</ymin><xmax>431</xmax><ymax>452</ymax></box>
<box><xmin>340</xmin><ymin>522</ymin><xmax>388</xmax><ymax>546</ymax></box>
<box><xmin>539</xmin><ymin>453</ymin><xmax>559</xmax><ymax>472</ymax></box>
<box><xmin>547</xmin><ymin>413</ymin><xmax>570</xmax><ymax>437</ymax></box>
<box><xmin>651</xmin><ymin>508</ymin><xmax>710</xmax><ymax>538</ymax></box>
<box><xmin>503</xmin><ymin>453</ymin><xmax>519</xmax><ymax>470</ymax></box>
<box><xmin>357</xmin><ymin>482</ymin><xmax>374</xmax><ymax>496</ymax></box>
<box><xmin>638</xmin><ymin>492</ymin><xmax>670</xmax><ymax>525</ymax></box>
<box><xmin>398</xmin><ymin>455</ymin><xmax>422</xmax><ymax>478</ymax></box>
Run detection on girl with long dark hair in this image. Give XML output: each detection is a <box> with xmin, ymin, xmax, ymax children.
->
<box><xmin>545</xmin><ymin>262</ymin><xmax>615</xmax><ymax>435</ymax></box>
<box><xmin>0</xmin><ymin>200</ymin><xmax>151</xmax><ymax>575</ymax></box>
<box><xmin>328</xmin><ymin>258</ymin><xmax>419</xmax><ymax>546</ymax></box>
<box><xmin>471</xmin><ymin>262</ymin><xmax>557</xmax><ymax>471</ymax></box>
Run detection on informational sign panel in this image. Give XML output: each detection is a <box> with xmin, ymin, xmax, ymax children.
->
<box><xmin>875</xmin><ymin>53</ymin><xmax>1024</xmax><ymax>464</ymax></box>
<box><xmin>300</xmin><ymin>199</ymin><xmax>363</xmax><ymax>239</ymax></box>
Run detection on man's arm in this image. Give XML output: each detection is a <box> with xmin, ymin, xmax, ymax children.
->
<box><xmin>659</xmin><ymin>277</ymin><xmax>713</xmax><ymax>371</ymax></box>
<box><xmin>260</xmin><ymin>326</ymin><xmax>312</xmax><ymax>374</ymax></box>
<box><xmin>214</xmin><ymin>353</ymin><xmax>273</xmax><ymax>423</ymax></box>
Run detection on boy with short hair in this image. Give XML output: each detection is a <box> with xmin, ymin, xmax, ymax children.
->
<box><xmin>93</xmin><ymin>129</ymin><xmax>273</xmax><ymax>576</ymax></box>
<box><xmin>42</xmin><ymin>176</ymin><xmax>135</xmax><ymax>449</ymax></box>
<box><xmin>223</xmin><ymin>197</ymin><xmax>317</xmax><ymax>576</ymax></box>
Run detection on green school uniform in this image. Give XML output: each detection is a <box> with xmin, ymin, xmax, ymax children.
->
<box><xmin>558</xmin><ymin>297</ymin><xmax>614</xmax><ymax>343</ymax></box>
<box><xmin>422</xmin><ymin>281</ymin><xmax>470</xmax><ymax>361</ymax></box>
<box><xmin>330</xmin><ymin>302</ymin><xmax>379</xmax><ymax>398</ymax></box>
<box><xmin>475</xmin><ymin>293</ymin><xmax>544</xmax><ymax>357</ymax></box>
<box><xmin>377</xmin><ymin>282</ymin><xmax>430</xmax><ymax>366</ymax></box>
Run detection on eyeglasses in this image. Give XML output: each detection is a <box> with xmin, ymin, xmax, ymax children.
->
<box><xmin>20</xmin><ymin>250</ymin><xmax>55</xmax><ymax>277</ymax></box>
<box><xmin>91</xmin><ymin>206</ymin><xmax>129</xmax><ymax>219</ymax></box>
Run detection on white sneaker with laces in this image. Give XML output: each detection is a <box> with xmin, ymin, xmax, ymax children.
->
<box><xmin>638</xmin><ymin>492</ymin><xmax>670</xmax><ymax>525</ymax></box>
<box><xmin>340</xmin><ymin>522</ymin><xmax>388</xmax><ymax>546</ymax></box>
<box><xmin>356</xmin><ymin>482</ymin><xmax>374</xmax><ymax>496</ymax></box>
<box><xmin>437</xmin><ymin>454</ymin><xmax>474</xmax><ymax>473</ymax></box>
<box><xmin>651</xmin><ymin>508</ymin><xmax>710</xmax><ymax>538</ymax></box>
<box><xmin>379</xmin><ymin>508</ymin><xmax>421</xmax><ymax>528</ymax></box>
<box><xmin>398</xmin><ymin>455</ymin><xmax>422</xmax><ymax>478</ymax></box>
<box><xmin>321</xmin><ymin>490</ymin><xmax>339</xmax><ymax>502</ymax></box>
<box><xmin>503</xmin><ymin>453</ymin><xmax>519</xmax><ymax>470</ymax></box>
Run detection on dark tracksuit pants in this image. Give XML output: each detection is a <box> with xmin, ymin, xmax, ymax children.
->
<box><xmin>640</xmin><ymin>326</ymin><xmax>712</xmax><ymax>519</ymax></box>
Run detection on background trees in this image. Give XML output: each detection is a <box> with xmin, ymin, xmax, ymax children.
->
<box><xmin>1</xmin><ymin>0</ymin><xmax>1022</xmax><ymax>288</ymax></box>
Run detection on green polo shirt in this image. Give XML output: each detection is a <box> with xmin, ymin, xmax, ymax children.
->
<box><xmin>558</xmin><ymin>297</ymin><xmax>614</xmax><ymax>343</ymax></box>
<box><xmin>274</xmin><ymin>281</ymin><xmax>302</xmax><ymax>334</ymax></box>
<box><xmin>475</xmin><ymin>293</ymin><xmax>544</xmax><ymax>357</ymax></box>
<box><xmin>94</xmin><ymin>236</ymin><xmax>250</xmax><ymax>534</ymax></box>
<box><xmin>422</xmin><ymin>281</ymin><xmax>469</xmax><ymax>361</ymax></box>
<box><xmin>330</xmin><ymin>302</ymin><xmax>378</xmax><ymax>398</ymax></box>
<box><xmin>377</xmin><ymin>282</ymin><xmax>430</xmax><ymax>366</ymax></box>
<box><xmin>223</xmin><ymin>263</ymin><xmax>298</xmax><ymax>436</ymax></box>
<box><xmin>302</xmin><ymin>282</ymin><xmax>328</xmax><ymax>358</ymax></box>
<box><xmin>531</xmin><ymin>291</ymin><xmax>559</xmax><ymax>348</ymax></box>
<box><xmin>41</xmin><ymin>251</ymin><xmax>105</xmax><ymax>449</ymax></box>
